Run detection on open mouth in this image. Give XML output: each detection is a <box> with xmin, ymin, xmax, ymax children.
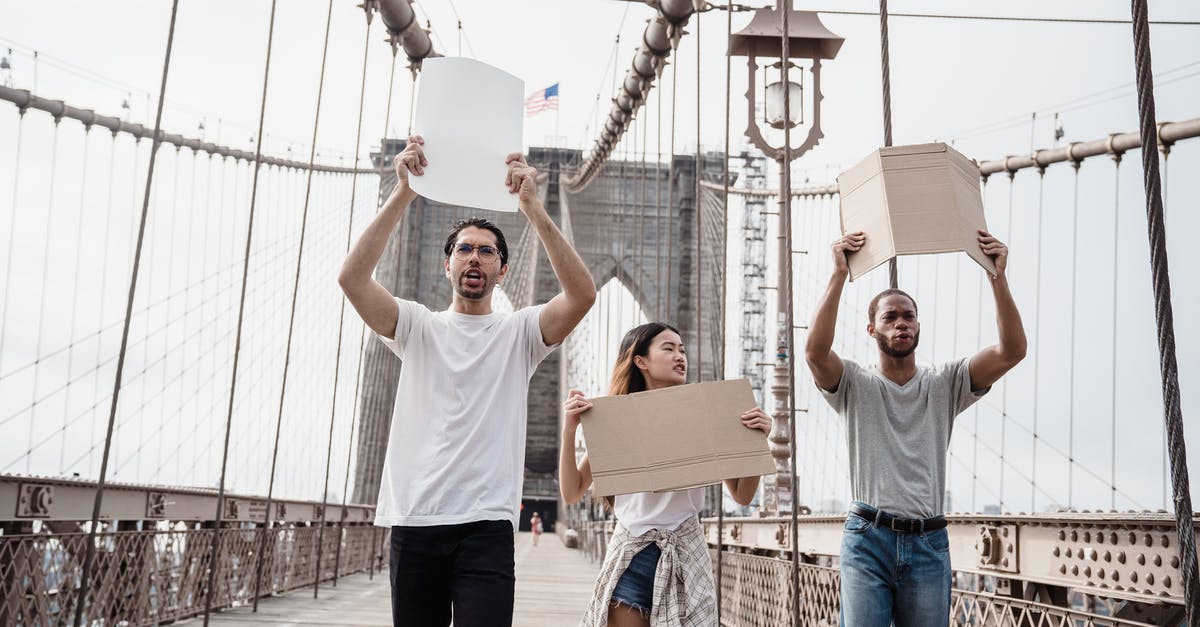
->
<box><xmin>462</xmin><ymin>268</ymin><xmax>485</xmax><ymax>288</ymax></box>
<box><xmin>894</xmin><ymin>333</ymin><xmax>913</xmax><ymax>343</ymax></box>
<box><xmin>673</xmin><ymin>364</ymin><xmax>687</xmax><ymax>376</ymax></box>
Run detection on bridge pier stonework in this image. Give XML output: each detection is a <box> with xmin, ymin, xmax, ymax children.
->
<box><xmin>353</xmin><ymin>144</ymin><xmax>726</xmax><ymax>507</ymax></box>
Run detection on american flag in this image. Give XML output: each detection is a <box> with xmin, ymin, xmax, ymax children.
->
<box><xmin>524</xmin><ymin>83</ymin><xmax>559</xmax><ymax>117</ymax></box>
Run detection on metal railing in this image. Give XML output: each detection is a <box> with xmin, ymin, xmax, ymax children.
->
<box><xmin>0</xmin><ymin>475</ymin><xmax>387</xmax><ymax>626</ymax></box>
<box><xmin>561</xmin><ymin>510</ymin><xmax>1190</xmax><ymax>626</ymax></box>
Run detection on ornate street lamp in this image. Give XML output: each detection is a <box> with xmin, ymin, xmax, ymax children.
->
<box><xmin>729</xmin><ymin>1</ymin><xmax>842</xmax><ymax>514</ymax></box>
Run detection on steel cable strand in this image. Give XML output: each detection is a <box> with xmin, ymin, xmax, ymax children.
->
<box><xmin>73</xmin><ymin>2</ymin><xmax>181</xmax><ymax>626</ymax></box>
<box><xmin>202</xmin><ymin>1</ymin><xmax>279</xmax><ymax>623</ymax></box>
<box><xmin>249</xmin><ymin>0</ymin><xmax>336</xmax><ymax>609</ymax></box>
<box><xmin>323</xmin><ymin>4</ymin><xmax>375</xmax><ymax>589</ymax></box>
<box><xmin>1129</xmin><ymin>0</ymin><xmax>1199</xmax><ymax>620</ymax></box>
<box><xmin>879</xmin><ymin>0</ymin><xmax>897</xmax><ymax>289</ymax></box>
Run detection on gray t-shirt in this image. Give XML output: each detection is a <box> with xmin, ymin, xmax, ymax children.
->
<box><xmin>818</xmin><ymin>357</ymin><xmax>987</xmax><ymax>518</ymax></box>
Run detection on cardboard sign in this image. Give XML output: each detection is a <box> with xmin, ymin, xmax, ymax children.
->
<box><xmin>580</xmin><ymin>379</ymin><xmax>776</xmax><ymax>497</ymax></box>
<box><xmin>837</xmin><ymin>142</ymin><xmax>996</xmax><ymax>282</ymax></box>
<box><xmin>409</xmin><ymin>57</ymin><xmax>524</xmax><ymax>213</ymax></box>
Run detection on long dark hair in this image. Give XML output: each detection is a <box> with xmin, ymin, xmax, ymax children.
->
<box><xmin>601</xmin><ymin>322</ymin><xmax>680</xmax><ymax>508</ymax></box>
<box><xmin>607</xmin><ymin>322</ymin><xmax>681</xmax><ymax>396</ymax></box>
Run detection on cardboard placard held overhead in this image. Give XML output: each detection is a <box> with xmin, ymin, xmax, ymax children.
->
<box><xmin>409</xmin><ymin>57</ymin><xmax>524</xmax><ymax>213</ymax></box>
<box><xmin>837</xmin><ymin>142</ymin><xmax>995</xmax><ymax>282</ymax></box>
<box><xmin>580</xmin><ymin>379</ymin><xmax>776</xmax><ymax>497</ymax></box>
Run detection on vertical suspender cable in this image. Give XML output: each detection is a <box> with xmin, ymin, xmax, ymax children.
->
<box><xmin>203</xmin><ymin>1</ymin><xmax>278</xmax><ymax>623</ymax></box>
<box><xmin>667</xmin><ymin>50</ymin><xmax>678</xmax><ymax>320</ymax></box>
<box><xmin>657</xmin><ymin>76</ymin><xmax>664</xmax><ymax>319</ymax></box>
<box><xmin>998</xmin><ymin>172</ymin><xmax>1014</xmax><ymax>510</ymax></box>
<box><xmin>61</xmin><ymin>124</ymin><xmax>92</xmax><ymax>473</ymax></box>
<box><xmin>878</xmin><ymin>0</ymin><xmax>897</xmax><ymax>289</ymax></box>
<box><xmin>0</xmin><ymin>108</ymin><xmax>26</xmax><ymax>363</ymax></box>
<box><xmin>320</xmin><ymin>3</ymin><xmax>375</xmax><ymax>591</ymax></box>
<box><xmin>1030</xmin><ymin>170</ymin><xmax>1044</xmax><ymax>512</ymax></box>
<box><xmin>715</xmin><ymin>3</ymin><xmax>733</xmax><ymax>616</ymax></box>
<box><xmin>1067</xmin><ymin>163</ymin><xmax>1080</xmax><ymax>506</ymax></box>
<box><xmin>74</xmin><ymin>3</ymin><xmax>180</xmax><ymax>626</ymax></box>
<box><xmin>1128</xmin><ymin>3</ymin><xmax>1198</xmax><ymax>619</ymax></box>
<box><xmin>253</xmin><ymin>0</ymin><xmax>334</xmax><ymax>609</ymax></box>
<box><xmin>1111</xmin><ymin>156</ymin><xmax>1120</xmax><ymax>511</ymax></box>
<box><xmin>780</xmin><ymin>6</ymin><xmax>800</xmax><ymax>626</ymax></box>
<box><xmin>342</xmin><ymin>32</ymin><xmax>398</xmax><ymax>590</ymax></box>
<box><xmin>28</xmin><ymin>118</ymin><xmax>62</xmax><ymax>473</ymax></box>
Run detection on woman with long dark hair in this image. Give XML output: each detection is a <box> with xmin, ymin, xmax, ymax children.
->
<box><xmin>559</xmin><ymin>322</ymin><xmax>771</xmax><ymax>626</ymax></box>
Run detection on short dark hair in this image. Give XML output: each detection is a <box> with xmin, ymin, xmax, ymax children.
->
<box><xmin>443</xmin><ymin>217</ymin><xmax>509</xmax><ymax>266</ymax></box>
<box><xmin>868</xmin><ymin>288</ymin><xmax>918</xmax><ymax>324</ymax></box>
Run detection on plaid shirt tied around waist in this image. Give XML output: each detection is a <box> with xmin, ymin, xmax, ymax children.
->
<box><xmin>580</xmin><ymin>515</ymin><xmax>717</xmax><ymax>627</ymax></box>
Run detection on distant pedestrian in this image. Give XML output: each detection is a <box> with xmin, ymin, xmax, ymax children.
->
<box><xmin>530</xmin><ymin>512</ymin><xmax>543</xmax><ymax>546</ymax></box>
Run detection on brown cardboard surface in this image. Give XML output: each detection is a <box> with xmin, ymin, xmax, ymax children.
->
<box><xmin>837</xmin><ymin>142</ymin><xmax>997</xmax><ymax>281</ymax></box>
<box><xmin>580</xmin><ymin>379</ymin><xmax>776</xmax><ymax>497</ymax></box>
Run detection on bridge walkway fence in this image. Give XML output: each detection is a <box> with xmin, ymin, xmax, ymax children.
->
<box><xmin>565</xmin><ymin>510</ymin><xmax>1190</xmax><ymax>626</ymax></box>
<box><xmin>0</xmin><ymin>475</ymin><xmax>387</xmax><ymax>627</ymax></box>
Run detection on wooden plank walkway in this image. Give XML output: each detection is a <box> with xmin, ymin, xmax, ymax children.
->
<box><xmin>185</xmin><ymin>531</ymin><xmax>599</xmax><ymax>626</ymax></box>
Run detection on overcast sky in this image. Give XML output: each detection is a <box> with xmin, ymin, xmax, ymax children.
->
<box><xmin>1</xmin><ymin>0</ymin><xmax>1198</xmax><ymax>512</ymax></box>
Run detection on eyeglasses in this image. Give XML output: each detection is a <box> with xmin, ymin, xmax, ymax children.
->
<box><xmin>452</xmin><ymin>243</ymin><xmax>499</xmax><ymax>261</ymax></box>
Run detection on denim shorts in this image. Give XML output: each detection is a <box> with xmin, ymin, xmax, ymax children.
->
<box><xmin>610</xmin><ymin>542</ymin><xmax>662</xmax><ymax>614</ymax></box>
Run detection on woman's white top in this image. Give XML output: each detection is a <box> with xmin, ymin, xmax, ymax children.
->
<box><xmin>613</xmin><ymin>487</ymin><xmax>706</xmax><ymax>536</ymax></box>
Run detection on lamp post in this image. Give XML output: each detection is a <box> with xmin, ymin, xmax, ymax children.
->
<box><xmin>730</xmin><ymin>1</ymin><xmax>842</xmax><ymax>515</ymax></box>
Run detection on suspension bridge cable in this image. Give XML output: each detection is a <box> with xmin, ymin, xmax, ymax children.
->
<box><xmin>202</xmin><ymin>1</ymin><xmax>279</xmax><ymax>623</ymax></box>
<box><xmin>878</xmin><ymin>0</ymin><xmax>897</xmax><ymax>289</ymax></box>
<box><xmin>972</xmin><ymin>179</ymin><xmax>987</xmax><ymax>511</ymax></box>
<box><xmin>1000</xmin><ymin>172</ymin><xmax>1013</xmax><ymax>510</ymax></box>
<box><xmin>253</xmin><ymin>0</ymin><xmax>335</xmax><ymax>609</ymax></box>
<box><xmin>318</xmin><ymin>3</ymin><xmax>376</xmax><ymax>593</ymax></box>
<box><xmin>1068</xmin><ymin>161</ymin><xmax>1080</xmax><ymax>507</ymax></box>
<box><xmin>666</xmin><ymin>50</ymin><xmax>677</xmax><ymax>319</ymax></box>
<box><xmin>716</xmin><ymin>4</ymin><xmax>732</xmax><ymax>615</ymax></box>
<box><xmin>89</xmin><ymin>134</ymin><xmax>119</xmax><ymax>476</ymax></box>
<box><xmin>1129</xmin><ymin>1</ymin><xmax>1197</xmax><ymax>614</ymax></box>
<box><xmin>73</xmin><ymin>2</ymin><xmax>180</xmax><ymax>626</ymax></box>
<box><xmin>656</xmin><ymin>73</ymin><xmax>664</xmax><ymax>318</ymax></box>
<box><xmin>1030</xmin><ymin>169</ymin><xmax>1044</xmax><ymax>512</ymax></box>
<box><xmin>1110</xmin><ymin>155</ymin><xmax>1121</xmax><ymax>511</ymax></box>
<box><xmin>28</xmin><ymin>117</ymin><xmax>62</xmax><ymax>474</ymax></box>
<box><xmin>336</xmin><ymin>48</ymin><xmax>399</xmax><ymax>587</ymax></box>
<box><xmin>59</xmin><ymin>124</ymin><xmax>92</xmax><ymax>473</ymax></box>
<box><xmin>0</xmin><ymin>107</ymin><xmax>25</xmax><ymax>369</ymax></box>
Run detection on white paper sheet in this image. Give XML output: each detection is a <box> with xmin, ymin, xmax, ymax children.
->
<box><xmin>409</xmin><ymin>57</ymin><xmax>524</xmax><ymax>213</ymax></box>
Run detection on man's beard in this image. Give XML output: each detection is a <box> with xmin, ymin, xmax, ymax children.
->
<box><xmin>453</xmin><ymin>269</ymin><xmax>492</xmax><ymax>300</ymax></box>
<box><xmin>876</xmin><ymin>331</ymin><xmax>919</xmax><ymax>358</ymax></box>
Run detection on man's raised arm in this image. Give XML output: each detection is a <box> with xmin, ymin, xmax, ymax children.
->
<box><xmin>505</xmin><ymin>153</ymin><xmax>596</xmax><ymax>346</ymax></box>
<box><xmin>337</xmin><ymin>136</ymin><xmax>427</xmax><ymax>339</ymax></box>
<box><xmin>805</xmin><ymin>232</ymin><xmax>863</xmax><ymax>392</ymax></box>
<box><xmin>968</xmin><ymin>230</ymin><xmax>1027</xmax><ymax>391</ymax></box>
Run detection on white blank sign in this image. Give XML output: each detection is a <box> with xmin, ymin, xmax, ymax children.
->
<box><xmin>409</xmin><ymin>57</ymin><xmax>525</xmax><ymax>213</ymax></box>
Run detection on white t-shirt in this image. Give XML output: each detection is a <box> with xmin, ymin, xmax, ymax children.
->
<box><xmin>614</xmin><ymin>488</ymin><xmax>706</xmax><ymax>537</ymax></box>
<box><xmin>374</xmin><ymin>298</ymin><xmax>557</xmax><ymax>529</ymax></box>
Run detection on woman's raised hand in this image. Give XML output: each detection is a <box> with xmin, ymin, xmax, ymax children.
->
<box><xmin>741</xmin><ymin>407</ymin><xmax>772</xmax><ymax>435</ymax></box>
<box><xmin>563</xmin><ymin>389</ymin><xmax>593</xmax><ymax>432</ymax></box>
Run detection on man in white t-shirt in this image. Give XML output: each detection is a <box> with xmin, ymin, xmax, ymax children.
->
<box><xmin>806</xmin><ymin>230</ymin><xmax>1027</xmax><ymax>626</ymax></box>
<box><xmin>338</xmin><ymin>135</ymin><xmax>595</xmax><ymax>627</ymax></box>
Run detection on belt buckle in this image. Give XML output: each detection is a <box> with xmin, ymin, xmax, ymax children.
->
<box><xmin>890</xmin><ymin>517</ymin><xmax>905</xmax><ymax>532</ymax></box>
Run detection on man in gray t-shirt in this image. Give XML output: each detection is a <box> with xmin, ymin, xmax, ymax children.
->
<box><xmin>805</xmin><ymin>229</ymin><xmax>1027</xmax><ymax>627</ymax></box>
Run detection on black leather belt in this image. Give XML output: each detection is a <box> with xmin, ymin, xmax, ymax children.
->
<box><xmin>849</xmin><ymin>503</ymin><xmax>947</xmax><ymax>533</ymax></box>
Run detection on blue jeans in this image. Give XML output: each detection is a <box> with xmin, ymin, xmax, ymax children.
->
<box><xmin>610</xmin><ymin>542</ymin><xmax>662</xmax><ymax>615</ymax></box>
<box><xmin>839</xmin><ymin>502</ymin><xmax>951</xmax><ymax>627</ymax></box>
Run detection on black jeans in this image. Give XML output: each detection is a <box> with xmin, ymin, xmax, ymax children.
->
<box><xmin>388</xmin><ymin>520</ymin><xmax>515</xmax><ymax>627</ymax></box>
